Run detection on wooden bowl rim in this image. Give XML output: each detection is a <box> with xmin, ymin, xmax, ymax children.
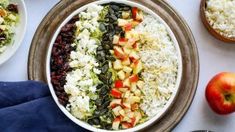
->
<box><xmin>200</xmin><ymin>0</ymin><xmax>235</xmax><ymax>43</ymax></box>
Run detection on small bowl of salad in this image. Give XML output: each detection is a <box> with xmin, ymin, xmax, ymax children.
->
<box><xmin>0</xmin><ymin>0</ymin><xmax>27</xmax><ymax>65</ymax></box>
<box><xmin>47</xmin><ymin>0</ymin><xmax>182</xmax><ymax>131</ymax></box>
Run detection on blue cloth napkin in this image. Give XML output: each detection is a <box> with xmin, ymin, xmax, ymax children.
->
<box><xmin>0</xmin><ymin>81</ymin><xmax>88</xmax><ymax>132</ymax></box>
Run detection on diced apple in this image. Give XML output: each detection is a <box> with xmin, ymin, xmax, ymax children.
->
<box><xmin>133</xmin><ymin>60</ymin><xmax>143</xmax><ymax>74</ymax></box>
<box><xmin>122</xmin><ymin>57</ymin><xmax>131</xmax><ymax>66</ymax></box>
<box><xmin>122</xmin><ymin>11</ymin><xmax>130</xmax><ymax>19</ymax></box>
<box><xmin>127</xmin><ymin>96</ymin><xmax>141</xmax><ymax>104</ymax></box>
<box><xmin>131</xmin><ymin>7</ymin><xmax>138</xmax><ymax>20</ymax></box>
<box><xmin>137</xmin><ymin>81</ymin><xmax>144</xmax><ymax>89</ymax></box>
<box><xmin>122</xmin><ymin>122</ymin><xmax>133</xmax><ymax>129</ymax></box>
<box><xmin>122</xmin><ymin>116</ymin><xmax>130</xmax><ymax>122</ymax></box>
<box><xmin>124</xmin><ymin>90</ymin><xmax>131</xmax><ymax>98</ymax></box>
<box><xmin>118</xmin><ymin>38</ymin><xmax>128</xmax><ymax>46</ymax></box>
<box><xmin>119</xmin><ymin>109</ymin><xmax>125</xmax><ymax>116</ymax></box>
<box><xmin>124</xmin><ymin>23</ymin><xmax>132</xmax><ymax>31</ymax></box>
<box><xmin>133</xmin><ymin>111</ymin><xmax>142</xmax><ymax>126</ymax></box>
<box><xmin>131</xmin><ymin>82</ymin><xmax>137</xmax><ymax>92</ymax></box>
<box><xmin>129</xmin><ymin>51</ymin><xmax>140</xmax><ymax>62</ymax></box>
<box><xmin>112</xmin><ymin>117</ymin><xmax>121</xmax><ymax>130</ymax></box>
<box><xmin>112</xmin><ymin>106</ymin><xmax>122</xmax><ymax>116</ymax></box>
<box><xmin>111</xmin><ymin>88</ymin><xmax>122</xmax><ymax>98</ymax></box>
<box><xmin>134</xmin><ymin>89</ymin><xmax>141</xmax><ymax>96</ymax></box>
<box><xmin>129</xmin><ymin>75</ymin><xmax>139</xmax><ymax>83</ymax></box>
<box><xmin>123</xmin><ymin>66</ymin><xmax>132</xmax><ymax>74</ymax></box>
<box><xmin>117</xmin><ymin>70</ymin><xmax>125</xmax><ymax>80</ymax></box>
<box><xmin>114</xmin><ymin>46</ymin><xmax>126</xmax><ymax>59</ymax></box>
<box><xmin>124</xmin><ymin>108</ymin><xmax>131</xmax><ymax>114</ymax></box>
<box><xmin>113</xmin><ymin>59</ymin><xmax>123</xmax><ymax>70</ymax></box>
<box><xmin>123</xmin><ymin>78</ymin><xmax>131</xmax><ymax>87</ymax></box>
<box><xmin>125</xmin><ymin>72</ymin><xmax>131</xmax><ymax>79</ymax></box>
<box><xmin>127</xmin><ymin>112</ymin><xmax>135</xmax><ymax>118</ymax></box>
<box><xmin>119</xmin><ymin>88</ymin><xmax>128</xmax><ymax>93</ymax></box>
<box><xmin>136</xmin><ymin>10</ymin><xmax>143</xmax><ymax>21</ymax></box>
<box><xmin>131</xmin><ymin>20</ymin><xmax>140</xmax><ymax>27</ymax></box>
<box><xmin>110</xmin><ymin>99</ymin><xmax>122</xmax><ymax>108</ymax></box>
<box><xmin>122</xmin><ymin>102</ymin><xmax>131</xmax><ymax>109</ymax></box>
<box><xmin>118</xmin><ymin>19</ymin><xmax>128</xmax><ymax>26</ymax></box>
<box><xmin>132</xmin><ymin>42</ymin><xmax>139</xmax><ymax>51</ymax></box>
<box><xmin>123</xmin><ymin>47</ymin><xmax>132</xmax><ymax>55</ymax></box>
<box><xmin>113</xmin><ymin>35</ymin><xmax>120</xmax><ymax>44</ymax></box>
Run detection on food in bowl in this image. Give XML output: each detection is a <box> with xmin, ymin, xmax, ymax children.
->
<box><xmin>0</xmin><ymin>0</ymin><xmax>19</xmax><ymax>53</ymax></box>
<box><xmin>205</xmin><ymin>0</ymin><xmax>235</xmax><ymax>39</ymax></box>
<box><xmin>50</xmin><ymin>2</ymin><xmax>180</xmax><ymax>131</ymax></box>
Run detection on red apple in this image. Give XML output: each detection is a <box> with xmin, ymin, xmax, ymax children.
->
<box><xmin>205</xmin><ymin>72</ymin><xmax>235</xmax><ymax>114</ymax></box>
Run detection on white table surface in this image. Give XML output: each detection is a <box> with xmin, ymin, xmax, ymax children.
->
<box><xmin>1</xmin><ymin>0</ymin><xmax>235</xmax><ymax>131</ymax></box>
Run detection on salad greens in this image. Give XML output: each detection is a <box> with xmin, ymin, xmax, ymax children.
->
<box><xmin>0</xmin><ymin>0</ymin><xmax>19</xmax><ymax>53</ymax></box>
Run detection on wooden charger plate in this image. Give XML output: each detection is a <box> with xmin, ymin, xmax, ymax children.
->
<box><xmin>200</xmin><ymin>0</ymin><xmax>235</xmax><ymax>43</ymax></box>
<box><xmin>28</xmin><ymin>0</ymin><xmax>199</xmax><ymax>131</ymax></box>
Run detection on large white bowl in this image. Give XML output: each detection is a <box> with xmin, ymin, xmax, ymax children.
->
<box><xmin>0</xmin><ymin>0</ymin><xmax>27</xmax><ymax>65</ymax></box>
<box><xmin>46</xmin><ymin>0</ymin><xmax>183</xmax><ymax>131</ymax></box>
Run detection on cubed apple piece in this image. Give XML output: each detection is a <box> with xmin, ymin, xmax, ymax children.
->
<box><xmin>129</xmin><ymin>74</ymin><xmax>139</xmax><ymax>83</ymax></box>
<box><xmin>118</xmin><ymin>38</ymin><xmax>128</xmax><ymax>46</ymax></box>
<box><xmin>122</xmin><ymin>116</ymin><xmax>130</xmax><ymax>122</ymax></box>
<box><xmin>113</xmin><ymin>59</ymin><xmax>123</xmax><ymax>70</ymax></box>
<box><xmin>119</xmin><ymin>109</ymin><xmax>126</xmax><ymax>117</ymax></box>
<box><xmin>131</xmin><ymin>7</ymin><xmax>138</xmax><ymax>20</ymax></box>
<box><xmin>111</xmin><ymin>88</ymin><xmax>122</xmax><ymax>98</ymax></box>
<box><xmin>131</xmin><ymin>82</ymin><xmax>137</xmax><ymax>92</ymax></box>
<box><xmin>129</xmin><ymin>51</ymin><xmax>140</xmax><ymax>62</ymax></box>
<box><xmin>123</xmin><ymin>66</ymin><xmax>132</xmax><ymax>74</ymax></box>
<box><xmin>133</xmin><ymin>60</ymin><xmax>143</xmax><ymax>74</ymax></box>
<box><xmin>112</xmin><ymin>117</ymin><xmax>121</xmax><ymax>130</ymax></box>
<box><xmin>123</xmin><ymin>78</ymin><xmax>131</xmax><ymax>87</ymax></box>
<box><xmin>134</xmin><ymin>89</ymin><xmax>141</xmax><ymax>96</ymax></box>
<box><xmin>136</xmin><ymin>10</ymin><xmax>143</xmax><ymax>21</ymax></box>
<box><xmin>110</xmin><ymin>99</ymin><xmax>122</xmax><ymax>108</ymax></box>
<box><xmin>122</xmin><ymin>11</ymin><xmax>130</xmax><ymax>19</ymax></box>
<box><xmin>122</xmin><ymin>101</ymin><xmax>131</xmax><ymax>109</ymax></box>
<box><xmin>133</xmin><ymin>111</ymin><xmax>142</xmax><ymax>126</ymax></box>
<box><xmin>119</xmin><ymin>88</ymin><xmax>128</xmax><ymax>93</ymax></box>
<box><xmin>122</xmin><ymin>122</ymin><xmax>133</xmax><ymax>129</ymax></box>
<box><xmin>124</xmin><ymin>23</ymin><xmax>132</xmax><ymax>31</ymax></box>
<box><xmin>127</xmin><ymin>96</ymin><xmax>141</xmax><ymax>104</ymax></box>
<box><xmin>137</xmin><ymin>80</ymin><xmax>144</xmax><ymax>89</ymax></box>
<box><xmin>118</xmin><ymin>19</ymin><xmax>128</xmax><ymax>26</ymax></box>
<box><xmin>123</xmin><ymin>47</ymin><xmax>132</xmax><ymax>55</ymax></box>
<box><xmin>114</xmin><ymin>46</ymin><xmax>126</xmax><ymax>59</ymax></box>
<box><xmin>131</xmin><ymin>20</ymin><xmax>140</xmax><ymax>27</ymax></box>
<box><xmin>124</xmin><ymin>90</ymin><xmax>131</xmax><ymax>98</ymax></box>
<box><xmin>127</xmin><ymin>112</ymin><xmax>135</xmax><ymax>118</ymax></box>
<box><xmin>117</xmin><ymin>70</ymin><xmax>126</xmax><ymax>80</ymax></box>
<box><xmin>132</xmin><ymin>42</ymin><xmax>139</xmax><ymax>51</ymax></box>
<box><xmin>113</xmin><ymin>35</ymin><xmax>120</xmax><ymax>44</ymax></box>
<box><xmin>122</xmin><ymin>57</ymin><xmax>131</xmax><ymax>66</ymax></box>
<box><xmin>112</xmin><ymin>106</ymin><xmax>122</xmax><ymax>116</ymax></box>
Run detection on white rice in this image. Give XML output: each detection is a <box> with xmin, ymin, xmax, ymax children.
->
<box><xmin>134</xmin><ymin>14</ymin><xmax>178</xmax><ymax>117</ymax></box>
<box><xmin>205</xmin><ymin>0</ymin><xmax>235</xmax><ymax>38</ymax></box>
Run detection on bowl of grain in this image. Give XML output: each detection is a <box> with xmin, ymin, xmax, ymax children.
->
<box><xmin>200</xmin><ymin>0</ymin><xmax>235</xmax><ymax>43</ymax></box>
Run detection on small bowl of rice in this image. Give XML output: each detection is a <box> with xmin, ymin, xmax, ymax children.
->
<box><xmin>200</xmin><ymin>0</ymin><xmax>235</xmax><ymax>43</ymax></box>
